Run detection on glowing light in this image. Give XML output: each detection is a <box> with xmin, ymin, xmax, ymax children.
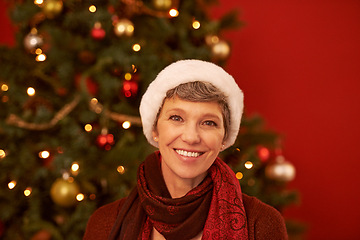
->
<box><xmin>34</xmin><ymin>0</ymin><xmax>43</xmax><ymax>5</ymax></box>
<box><xmin>8</xmin><ymin>181</ymin><xmax>16</xmax><ymax>189</ymax></box>
<box><xmin>71</xmin><ymin>162</ymin><xmax>80</xmax><ymax>172</ymax></box>
<box><xmin>0</xmin><ymin>149</ymin><xmax>5</xmax><ymax>158</ymax></box>
<box><xmin>124</xmin><ymin>73</ymin><xmax>132</xmax><ymax>80</ymax></box>
<box><xmin>132</xmin><ymin>44</ymin><xmax>141</xmax><ymax>52</ymax></box>
<box><xmin>39</xmin><ymin>150</ymin><xmax>50</xmax><ymax>159</ymax></box>
<box><xmin>1</xmin><ymin>84</ymin><xmax>8</xmax><ymax>91</ymax></box>
<box><xmin>209</xmin><ymin>35</ymin><xmax>219</xmax><ymax>44</ymax></box>
<box><xmin>35</xmin><ymin>48</ymin><xmax>42</xmax><ymax>55</ymax></box>
<box><xmin>244</xmin><ymin>161</ymin><xmax>254</xmax><ymax>169</ymax></box>
<box><xmin>76</xmin><ymin>193</ymin><xmax>85</xmax><ymax>201</ymax></box>
<box><xmin>90</xmin><ymin>98</ymin><xmax>98</xmax><ymax>105</ymax></box>
<box><xmin>169</xmin><ymin>8</ymin><xmax>179</xmax><ymax>17</ymax></box>
<box><xmin>192</xmin><ymin>20</ymin><xmax>200</xmax><ymax>29</ymax></box>
<box><xmin>24</xmin><ymin>187</ymin><xmax>32</xmax><ymax>197</ymax></box>
<box><xmin>27</xmin><ymin>87</ymin><xmax>36</xmax><ymax>96</ymax></box>
<box><xmin>258</xmin><ymin>146</ymin><xmax>270</xmax><ymax>161</ymax></box>
<box><xmin>236</xmin><ymin>172</ymin><xmax>243</xmax><ymax>180</ymax></box>
<box><xmin>84</xmin><ymin>124</ymin><xmax>93</xmax><ymax>132</ymax></box>
<box><xmin>89</xmin><ymin>5</ymin><xmax>96</xmax><ymax>12</ymax></box>
<box><xmin>122</xmin><ymin>121</ymin><xmax>131</xmax><ymax>129</ymax></box>
<box><xmin>117</xmin><ymin>165</ymin><xmax>125</xmax><ymax>174</ymax></box>
<box><xmin>132</xmin><ymin>64</ymin><xmax>137</xmax><ymax>73</ymax></box>
<box><xmin>36</xmin><ymin>53</ymin><xmax>46</xmax><ymax>62</ymax></box>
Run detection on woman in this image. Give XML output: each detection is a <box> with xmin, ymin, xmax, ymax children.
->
<box><xmin>83</xmin><ymin>60</ymin><xmax>288</xmax><ymax>240</ymax></box>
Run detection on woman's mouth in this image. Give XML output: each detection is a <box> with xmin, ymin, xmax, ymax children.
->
<box><xmin>175</xmin><ymin>149</ymin><xmax>204</xmax><ymax>158</ymax></box>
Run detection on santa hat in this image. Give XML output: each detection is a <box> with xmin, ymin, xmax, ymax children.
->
<box><xmin>139</xmin><ymin>59</ymin><xmax>244</xmax><ymax>150</ymax></box>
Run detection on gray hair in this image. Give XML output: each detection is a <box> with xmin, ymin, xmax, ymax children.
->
<box><xmin>153</xmin><ymin>81</ymin><xmax>231</xmax><ymax>140</ymax></box>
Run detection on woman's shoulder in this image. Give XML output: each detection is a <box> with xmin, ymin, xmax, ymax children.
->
<box><xmin>242</xmin><ymin>193</ymin><xmax>288</xmax><ymax>240</ymax></box>
<box><xmin>83</xmin><ymin>198</ymin><xmax>127</xmax><ymax>240</ymax></box>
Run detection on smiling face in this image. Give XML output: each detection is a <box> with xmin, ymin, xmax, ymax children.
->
<box><xmin>152</xmin><ymin>96</ymin><xmax>225</xmax><ymax>193</ymax></box>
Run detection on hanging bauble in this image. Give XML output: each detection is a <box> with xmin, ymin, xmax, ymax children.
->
<box><xmin>50</xmin><ymin>178</ymin><xmax>80</xmax><ymax>207</ymax></box>
<box><xmin>24</xmin><ymin>29</ymin><xmax>43</xmax><ymax>53</ymax></box>
<box><xmin>152</xmin><ymin>0</ymin><xmax>172</xmax><ymax>10</ymax></box>
<box><xmin>211</xmin><ymin>40</ymin><xmax>230</xmax><ymax>60</ymax></box>
<box><xmin>30</xmin><ymin>229</ymin><xmax>52</xmax><ymax>240</ymax></box>
<box><xmin>122</xmin><ymin>80</ymin><xmax>138</xmax><ymax>98</ymax></box>
<box><xmin>42</xmin><ymin>0</ymin><xmax>63</xmax><ymax>19</ymax></box>
<box><xmin>96</xmin><ymin>130</ymin><xmax>115</xmax><ymax>151</ymax></box>
<box><xmin>113</xmin><ymin>19</ymin><xmax>134</xmax><ymax>37</ymax></box>
<box><xmin>75</xmin><ymin>74</ymin><xmax>98</xmax><ymax>95</ymax></box>
<box><xmin>265</xmin><ymin>155</ymin><xmax>296</xmax><ymax>182</ymax></box>
<box><xmin>91</xmin><ymin>22</ymin><xmax>106</xmax><ymax>40</ymax></box>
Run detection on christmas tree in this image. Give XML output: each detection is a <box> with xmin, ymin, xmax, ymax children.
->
<box><xmin>0</xmin><ymin>0</ymin><xmax>300</xmax><ymax>239</ymax></box>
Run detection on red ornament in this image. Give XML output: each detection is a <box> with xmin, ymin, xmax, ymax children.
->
<box><xmin>122</xmin><ymin>81</ymin><xmax>138</xmax><ymax>98</ymax></box>
<box><xmin>96</xmin><ymin>133</ymin><xmax>115</xmax><ymax>150</ymax></box>
<box><xmin>257</xmin><ymin>146</ymin><xmax>270</xmax><ymax>162</ymax></box>
<box><xmin>75</xmin><ymin>74</ymin><xmax>98</xmax><ymax>95</ymax></box>
<box><xmin>91</xmin><ymin>22</ymin><xmax>106</xmax><ymax>40</ymax></box>
<box><xmin>30</xmin><ymin>229</ymin><xmax>52</xmax><ymax>240</ymax></box>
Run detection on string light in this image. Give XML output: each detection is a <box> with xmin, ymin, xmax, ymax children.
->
<box><xmin>132</xmin><ymin>64</ymin><xmax>137</xmax><ymax>73</ymax></box>
<box><xmin>34</xmin><ymin>0</ymin><xmax>43</xmax><ymax>5</ymax></box>
<box><xmin>0</xmin><ymin>149</ymin><xmax>6</xmax><ymax>159</ymax></box>
<box><xmin>71</xmin><ymin>162</ymin><xmax>80</xmax><ymax>172</ymax></box>
<box><xmin>24</xmin><ymin>187</ymin><xmax>32</xmax><ymax>197</ymax></box>
<box><xmin>35</xmin><ymin>48</ymin><xmax>42</xmax><ymax>55</ymax></box>
<box><xmin>84</xmin><ymin>124</ymin><xmax>93</xmax><ymax>132</ymax></box>
<box><xmin>124</xmin><ymin>73</ymin><xmax>132</xmax><ymax>80</ymax></box>
<box><xmin>122</xmin><ymin>121</ymin><xmax>131</xmax><ymax>129</ymax></box>
<box><xmin>236</xmin><ymin>172</ymin><xmax>243</xmax><ymax>180</ymax></box>
<box><xmin>117</xmin><ymin>165</ymin><xmax>125</xmax><ymax>174</ymax></box>
<box><xmin>8</xmin><ymin>181</ymin><xmax>16</xmax><ymax>189</ymax></box>
<box><xmin>169</xmin><ymin>8</ymin><xmax>179</xmax><ymax>17</ymax></box>
<box><xmin>132</xmin><ymin>44</ymin><xmax>141</xmax><ymax>52</ymax></box>
<box><xmin>1</xmin><ymin>84</ymin><xmax>8</xmax><ymax>91</ymax></box>
<box><xmin>36</xmin><ymin>53</ymin><xmax>46</xmax><ymax>62</ymax></box>
<box><xmin>89</xmin><ymin>5</ymin><xmax>96</xmax><ymax>12</ymax></box>
<box><xmin>76</xmin><ymin>193</ymin><xmax>85</xmax><ymax>201</ymax></box>
<box><xmin>192</xmin><ymin>20</ymin><xmax>200</xmax><ymax>29</ymax></box>
<box><xmin>39</xmin><ymin>150</ymin><xmax>50</xmax><ymax>159</ymax></box>
<box><xmin>27</xmin><ymin>87</ymin><xmax>36</xmax><ymax>96</ymax></box>
<box><xmin>244</xmin><ymin>161</ymin><xmax>254</xmax><ymax>169</ymax></box>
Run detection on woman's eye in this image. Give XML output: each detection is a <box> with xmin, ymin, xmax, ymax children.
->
<box><xmin>203</xmin><ymin>120</ymin><xmax>217</xmax><ymax>127</ymax></box>
<box><xmin>169</xmin><ymin>115</ymin><xmax>183</xmax><ymax>122</ymax></box>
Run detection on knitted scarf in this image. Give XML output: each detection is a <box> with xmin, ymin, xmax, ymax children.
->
<box><xmin>108</xmin><ymin>152</ymin><xmax>248</xmax><ymax>240</ymax></box>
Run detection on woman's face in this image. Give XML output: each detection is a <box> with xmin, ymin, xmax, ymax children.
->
<box><xmin>153</xmin><ymin>96</ymin><xmax>225</xmax><ymax>188</ymax></box>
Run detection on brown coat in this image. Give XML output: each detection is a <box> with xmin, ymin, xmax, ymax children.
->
<box><xmin>84</xmin><ymin>194</ymin><xmax>288</xmax><ymax>240</ymax></box>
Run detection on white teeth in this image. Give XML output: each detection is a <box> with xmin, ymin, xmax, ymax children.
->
<box><xmin>176</xmin><ymin>149</ymin><xmax>201</xmax><ymax>157</ymax></box>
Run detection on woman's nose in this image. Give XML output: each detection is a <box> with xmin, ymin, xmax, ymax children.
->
<box><xmin>180</xmin><ymin>123</ymin><xmax>201</xmax><ymax>144</ymax></box>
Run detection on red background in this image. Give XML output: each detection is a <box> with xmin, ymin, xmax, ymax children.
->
<box><xmin>1</xmin><ymin>0</ymin><xmax>360</xmax><ymax>239</ymax></box>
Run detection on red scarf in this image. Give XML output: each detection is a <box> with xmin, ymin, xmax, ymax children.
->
<box><xmin>108</xmin><ymin>152</ymin><xmax>248</xmax><ymax>240</ymax></box>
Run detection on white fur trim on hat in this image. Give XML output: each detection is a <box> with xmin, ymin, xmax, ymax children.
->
<box><xmin>139</xmin><ymin>59</ymin><xmax>244</xmax><ymax>150</ymax></box>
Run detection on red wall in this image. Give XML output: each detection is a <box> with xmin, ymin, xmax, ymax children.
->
<box><xmin>1</xmin><ymin>0</ymin><xmax>360</xmax><ymax>239</ymax></box>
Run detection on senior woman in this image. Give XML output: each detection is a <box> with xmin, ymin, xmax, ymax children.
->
<box><xmin>83</xmin><ymin>60</ymin><xmax>288</xmax><ymax>240</ymax></box>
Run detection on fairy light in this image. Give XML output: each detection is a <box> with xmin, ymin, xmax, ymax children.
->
<box><xmin>84</xmin><ymin>124</ymin><xmax>93</xmax><ymax>132</ymax></box>
<box><xmin>192</xmin><ymin>20</ymin><xmax>200</xmax><ymax>29</ymax></box>
<box><xmin>1</xmin><ymin>84</ymin><xmax>8</xmax><ymax>91</ymax></box>
<box><xmin>124</xmin><ymin>73</ymin><xmax>132</xmax><ymax>80</ymax></box>
<box><xmin>76</xmin><ymin>193</ymin><xmax>85</xmax><ymax>201</ymax></box>
<box><xmin>244</xmin><ymin>161</ymin><xmax>254</xmax><ymax>169</ymax></box>
<box><xmin>132</xmin><ymin>64</ymin><xmax>137</xmax><ymax>73</ymax></box>
<box><xmin>24</xmin><ymin>187</ymin><xmax>32</xmax><ymax>197</ymax></box>
<box><xmin>35</xmin><ymin>48</ymin><xmax>42</xmax><ymax>55</ymax></box>
<box><xmin>27</xmin><ymin>87</ymin><xmax>36</xmax><ymax>96</ymax></box>
<box><xmin>34</xmin><ymin>0</ymin><xmax>43</xmax><ymax>5</ymax></box>
<box><xmin>122</xmin><ymin>121</ymin><xmax>131</xmax><ymax>129</ymax></box>
<box><xmin>117</xmin><ymin>165</ymin><xmax>125</xmax><ymax>174</ymax></box>
<box><xmin>169</xmin><ymin>8</ymin><xmax>179</xmax><ymax>17</ymax></box>
<box><xmin>71</xmin><ymin>162</ymin><xmax>80</xmax><ymax>172</ymax></box>
<box><xmin>132</xmin><ymin>44</ymin><xmax>141</xmax><ymax>52</ymax></box>
<box><xmin>39</xmin><ymin>150</ymin><xmax>50</xmax><ymax>159</ymax></box>
<box><xmin>89</xmin><ymin>5</ymin><xmax>96</xmax><ymax>12</ymax></box>
<box><xmin>236</xmin><ymin>172</ymin><xmax>243</xmax><ymax>180</ymax></box>
<box><xmin>36</xmin><ymin>53</ymin><xmax>46</xmax><ymax>62</ymax></box>
<box><xmin>0</xmin><ymin>149</ymin><xmax>5</xmax><ymax>158</ymax></box>
<box><xmin>8</xmin><ymin>181</ymin><xmax>16</xmax><ymax>189</ymax></box>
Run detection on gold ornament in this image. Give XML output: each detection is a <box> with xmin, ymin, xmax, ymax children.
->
<box><xmin>211</xmin><ymin>40</ymin><xmax>230</xmax><ymax>60</ymax></box>
<box><xmin>152</xmin><ymin>0</ymin><xmax>172</xmax><ymax>10</ymax></box>
<box><xmin>50</xmin><ymin>178</ymin><xmax>80</xmax><ymax>207</ymax></box>
<box><xmin>113</xmin><ymin>19</ymin><xmax>134</xmax><ymax>37</ymax></box>
<box><xmin>42</xmin><ymin>0</ymin><xmax>63</xmax><ymax>19</ymax></box>
<box><xmin>265</xmin><ymin>155</ymin><xmax>296</xmax><ymax>182</ymax></box>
